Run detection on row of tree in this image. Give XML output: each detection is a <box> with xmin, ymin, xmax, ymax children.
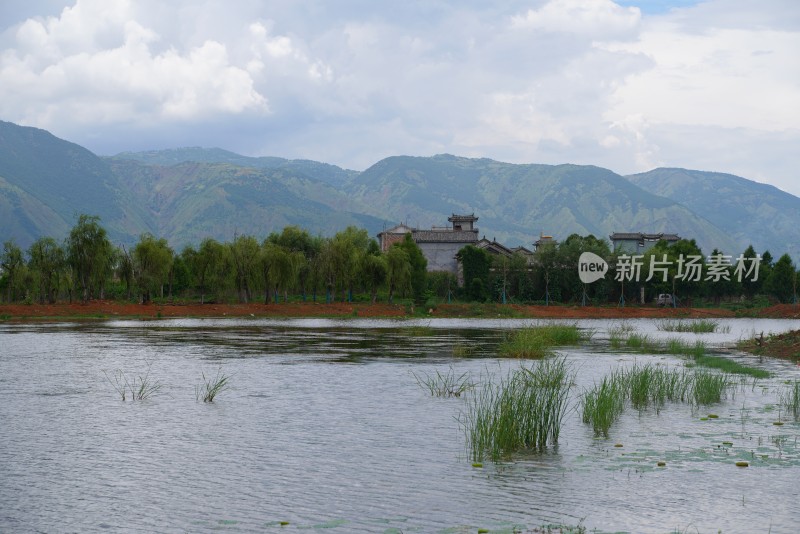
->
<box><xmin>1</xmin><ymin>215</ymin><xmax>429</xmax><ymax>306</ymax></box>
<box><xmin>2</xmin><ymin>216</ymin><xmax>797</xmax><ymax>306</ymax></box>
<box><xmin>460</xmin><ymin>234</ymin><xmax>798</xmax><ymax>305</ymax></box>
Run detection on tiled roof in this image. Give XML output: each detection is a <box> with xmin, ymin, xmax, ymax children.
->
<box><xmin>413</xmin><ymin>230</ymin><xmax>479</xmax><ymax>243</ymax></box>
<box><xmin>610</xmin><ymin>232</ymin><xmax>680</xmax><ymax>241</ymax></box>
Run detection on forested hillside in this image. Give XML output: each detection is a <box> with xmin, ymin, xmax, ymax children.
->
<box><xmin>0</xmin><ymin>120</ymin><xmax>795</xmax><ymax>261</ymax></box>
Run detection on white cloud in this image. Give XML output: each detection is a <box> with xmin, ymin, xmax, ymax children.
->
<box><xmin>0</xmin><ymin>0</ymin><xmax>797</xmax><ymax>196</ymax></box>
<box><xmin>511</xmin><ymin>0</ymin><xmax>641</xmax><ymax>37</ymax></box>
<box><xmin>0</xmin><ymin>0</ymin><xmax>267</xmax><ymax>128</ymax></box>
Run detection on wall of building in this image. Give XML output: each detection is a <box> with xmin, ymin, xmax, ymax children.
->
<box><xmin>417</xmin><ymin>242</ymin><xmax>462</xmax><ymax>273</ymax></box>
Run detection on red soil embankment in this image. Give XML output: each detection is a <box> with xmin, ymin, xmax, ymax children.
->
<box><xmin>2</xmin><ymin>301</ymin><xmax>799</xmax><ymax>320</ymax></box>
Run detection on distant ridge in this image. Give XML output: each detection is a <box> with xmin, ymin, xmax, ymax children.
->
<box><xmin>627</xmin><ymin>168</ymin><xmax>800</xmax><ymax>258</ymax></box>
<box><xmin>0</xmin><ymin>120</ymin><xmax>796</xmax><ymax>259</ymax></box>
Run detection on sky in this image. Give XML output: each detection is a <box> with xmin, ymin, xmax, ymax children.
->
<box><xmin>1</xmin><ymin>0</ymin><xmax>798</xmax><ymax>195</ymax></box>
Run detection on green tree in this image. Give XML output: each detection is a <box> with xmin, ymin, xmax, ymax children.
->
<box><xmin>331</xmin><ymin>226</ymin><xmax>370</xmax><ymax>302</ymax></box>
<box><xmin>1</xmin><ymin>240</ymin><xmax>25</xmax><ymax>302</ymax></box>
<box><xmin>117</xmin><ymin>245</ymin><xmax>135</xmax><ymax>300</ymax></box>
<box><xmin>28</xmin><ymin>237</ymin><xmax>66</xmax><ymax>304</ymax></box>
<box><xmin>738</xmin><ymin>245</ymin><xmax>762</xmax><ymax>298</ymax></box>
<box><xmin>67</xmin><ymin>214</ymin><xmax>113</xmax><ymax>302</ymax></box>
<box><xmin>397</xmin><ymin>233</ymin><xmax>427</xmax><ymax>304</ymax></box>
<box><xmin>457</xmin><ymin>245</ymin><xmax>492</xmax><ymax>302</ymax></box>
<box><xmin>186</xmin><ymin>238</ymin><xmax>231</xmax><ymax>303</ymax></box>
<box><xmin>764</xmin><ymin>253</ymin><xmax>796</xmax><ymax>303</ymax></box>
<box><xmin>361</xmin><ymin>249</ymin><xmax>387</xmax><ymax>303</ymax></box>
<box><xmin>385</xmin><ymin>245</ymin><xmax>411</xmax><ymax>304</ymax></box>
<box><xmin>229</xmin><ymin>234</ymin><xmax>260</xmax><ymax>303</ymax></box>
<box><xmin>133</xmin><ymin>233</ymin><xmax>173</xmax><ymax>304</ymax></box>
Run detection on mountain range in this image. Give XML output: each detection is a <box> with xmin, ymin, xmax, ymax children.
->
<box><xmin>1</xmin><ymin>120</ymin><xmax>798</xmax><ymax>259</ymax></box>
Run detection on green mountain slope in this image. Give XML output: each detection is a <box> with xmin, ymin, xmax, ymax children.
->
<box><xmin>1</xmin><ymin>121</ymin><xmax>793</xmax><ymax>258</ymax></box>
<box><xmin>113</xmin><ymin>147</ymin><xmax>357</xmax><ymax>187</ymax></box>
<box><xmin>0</xmin><ymin>120</ymin><xmax>152</xmax><ymax>245</ymax></box>
<box><xmin>105</xmin><ymin>158</ymin><xmax>386</xmax><ymax>246</ymax></box>
<box><xmin>627</xmin><ymin>168</ymin><xmax>800</xmax><ymax>257</ymax></box>
<box><xmin>349</xmin><ymin>155</ymin><xmax>739</xmax><ymax>253</ymax></box>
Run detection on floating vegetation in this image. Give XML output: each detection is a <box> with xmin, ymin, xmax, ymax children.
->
<box><xmin>691</xmin><ymin>354</ymin><xmax>770</xmax><ymax>378</ymax></box>
<box><xmin>103</xmin><ymin>361</ymin><xmax>162</xmax><ymax>401</ymax></box>
<box><xmin>608</xmin><ymin>327</ymin><xmax>770</xmax><ymax>378</ymax></box>
<box><xmin>196</xmin><ymin>368</ymin><xmax>230</xmax><ymax>402</ymax></box>
<box><xmin>461</xmin><ymin>357</ymin><xmax>572</xmax><ymax>461</ymax></box>
<box><xmin>735</xmin><ymin>461</ymin><xmax>749</xmax><ymax>467</ymax></box>
<box><xmin>499</xmin><ymin>324</ymin><xmax>586</xmax><ymax>359</ymax></box>
<box><xmin>451</xmin><ymin>343</ymin><xmax>477</xmax><ymax>357</ymax></box>
<box><xmin>412</xmin><ymin>366</ymin><xmax>473</xmax><ymax>397</ymax></box>
<box><xmin>657</xmin><ymin>319</ymin><xmax>730</xmax><ymax>333</ymax></box>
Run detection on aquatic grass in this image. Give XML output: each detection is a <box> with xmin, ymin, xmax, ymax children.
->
<box><xmin>665</xmin><ymin>338</ymin><xmax>707</xmax><ymax>358</ymax></box>
<box><xmin>196</xmin><ymin>368</ymin><xmax>230</xmax><ymax>402</ymax></box>
<box><xmin>779</xmin><ymin>381</ymin><xmax>800</xmax><ymax>421</ymax></box>
<box><xmin>581</xmin><ymin>371</ymin><xmax>626</xmax><ymax>437</ymax></box>
<box><xmin>462</xmin><ymin>358</ymin><xmax>572</xmax><ymax>461</ymax></box>
<box><xmin>608</xmin><ymin>323</ymin><xmax>636</xmax><ymax>348</ymax></box>
<box><xmin>692</xmin><ymin>354</ymin><xmax>770</xmax><ymax>378</ymax></box>
<box><xmin>579</xmin><ymin>364</ymin><xmax>729</xmax><ymax>435</ymax></box>
<box><xmin>622</xmin><ymin>363</ymin><xmax>691</xmax><ymax>410</ymax></box>
<box><xmin>412</xmin><ymin>366</ymin><xmax>473</xmax><ymax>397</ymax></box>
<box><xmin>692</xmin><ymin>370</ymin><xmax>730</xmax><ymax>405</ymax></box>
<box><xmin>499</xmin><ymin>324</ymin><xmax>584</xmax><ymax>359</ymax></box>
<box><xmin>657</xmin><ymin>319</ymin><xmax>728</xmax><ymax>333</ymax></box>
<box><xmin>103</xmin><ymin>362</ymin><xmax>162</xmax><ymax>401</ymax></box>
<box><xmin>624</xmin><ymin>333</ymin><xmax>659</xmax><ymax>352</ymax></box>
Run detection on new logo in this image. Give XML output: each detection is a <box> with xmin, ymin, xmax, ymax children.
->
<box><xmin>578</xmin><ymin>252</ymin><xmax>608</xmax><ymax>284</ymax></box>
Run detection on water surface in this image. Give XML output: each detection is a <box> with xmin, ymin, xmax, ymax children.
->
<box><xmin>1</xmin><ymin>318</ymin><xmax>799</xmax><ymax>533</ymax></box>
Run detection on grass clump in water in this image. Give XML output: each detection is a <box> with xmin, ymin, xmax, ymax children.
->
<box><xmin>462</xmin><ymin>357</ymin><xmax>572</xmax><ymax>462</ymax></box>
<box><xmin>412</xmin><ymin>366</ymin><xmax>473</xmax><ymax>397</ymax></box>
<box><xmin>581</xmin><ymin>371</ymin><xmax>626</xmax><ymax>437</ymax></box>
<box><xmin>103</xmin><ymin>361</ymin><xmax>162</xmax><ymax>401</ymax></box>
<box><xmin>196</xmin><ymin>368</ymin><xmax>230</xmax><ymax>402</ymax></box>
<box><xmin>580</xmin><ymin>364</ymin><xmax>728</xmax><ymax>435</ymax></box>
<box><xmin>657</xmin><ymin>319</ymin><xmax>729</xmax><ymax>333</ymax></box>
<box><xmin>609</xmin><ymin>322</ymin><xmax>637</xmax><ymax>348</ymax></box>
<box><xmin>779</xmin><ymin>381</ymin><xmax>800</xmax><ymax>421</ymax></box>
<box><xmin>665</xmin><ymin>338</ymin><xmax>707</xmax><ymax>357</ymax></box>
<box><xmin>624</xmin><ymin>333</ymin><xmax>659</xmax><ymax>352</ymax></box>
<box><xmin>499</xmin><ymin>324</ymin><xmax>585</xmax><ymax>359</ymax></box>
<box><xmin>692</xmin><ymin>354</ymin><xmax>770</xmax><ymax>378</ymax></box>
<box><xmin>692</xmin><ymin>370</ymin><xmax>730</xmax><ymax>405</ymax></box>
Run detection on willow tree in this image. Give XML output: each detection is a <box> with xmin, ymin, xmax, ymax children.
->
<box><xmin>28</xmin><ymin>237</ymin><xmax>66</xmax><ymax>304</ymax></box>
<box><xmin>229</xmin><ymin>234</ymin><xmax>260</xmax><ymax>303</ymax></box>
<box><xmin>385</xmin><ymin>245</ymin><xmax>410</xmax><ymax>304</ymax></box>
<box><xmin>1</xmin><ymin>240</ymin><xmax>24</xmax><ymax>302</ymax></box>
<box><xmin>67</xmin><ymin>214</ymin><xmax>113</xmax><ymax>302</ymax></box>
<box><xmin>133</xmin><ymin>233</ymin><xmax>173</xmax><ymax>304</ymax></box>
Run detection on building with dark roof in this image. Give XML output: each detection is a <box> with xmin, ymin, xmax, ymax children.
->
<box><xmin>378</xmin><ymin>214</ymin><xmax>480</xmax><ymax>273</ymax></box>
<box><xmin>610</xmin><ymin>232</ymin><xmax>680</xmax><ymax>254</ymax></box>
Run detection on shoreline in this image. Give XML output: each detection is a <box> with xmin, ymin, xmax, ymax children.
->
<box><xmin>2</xmin><ymin>301</ymin><xmax>799</xmax><ymax>321</ymax></box>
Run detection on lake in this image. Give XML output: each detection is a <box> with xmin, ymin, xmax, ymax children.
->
<box><xmin>1</xmin><ymin>317</ymin><xmax>799</xmax><ymax>533</ymax></box>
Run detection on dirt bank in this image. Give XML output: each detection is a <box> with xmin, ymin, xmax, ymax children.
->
<box><xmin>2</xmin><ymin>301</ymin><xmax>799</xmax><ymax>321</ymax></box>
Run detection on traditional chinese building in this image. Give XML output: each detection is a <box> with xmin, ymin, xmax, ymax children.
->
<box><xmin>377</xmin><ymin>214</ymin><xmax>480</xmax><ymax>274</ymax></box>
<box><xmin>610</xmin><ymin>232</ymin><xmax>680</xmax><ymax>254</ymax></box>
